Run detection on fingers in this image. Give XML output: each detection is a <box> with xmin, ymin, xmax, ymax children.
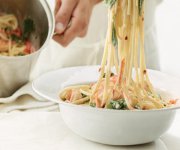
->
<box><xmin>53</xmin><ymin>1</ymin><xmax>93</xmax><ymax>47</ymax></box>
<box><xmin>53</xmin><ymin>17</ymin><xmax>80</xmax><ymax>47</ymax></box>
<box><xmin>55</xmin><ymin>0</ymin><xmax>78</xmax><ymax>34</ymax></box>
<box><xmin>94</xmin><ymin>0</ymin><xmax>103</xmax><ymax>4</ymax></box>
<box><xmin>54</xmin><ymin>0</ymin><xmax>61</xmax><ymax>15</ymax></box>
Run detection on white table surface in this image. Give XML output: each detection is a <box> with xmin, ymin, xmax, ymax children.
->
<box><xmin>0</xmin><ymin>110</ymin><xmax>179</xmax><ymax>150</ymax></box>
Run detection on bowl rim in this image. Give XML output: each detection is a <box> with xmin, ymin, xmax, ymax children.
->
<box><xmin>0</xmin><ymin>0</ymin><xmax>55</xmax><ymax>60</ymax></box>
<box><xmin>32</xmin><ymin>65</ymin><xmax>180</xmax><ymax>113</ymax></box>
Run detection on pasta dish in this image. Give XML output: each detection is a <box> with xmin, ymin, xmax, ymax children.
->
<box><xmin>0</xmin><ymin>13</ymin><xmax>34</xmax><ymax>56</ymax></box>
<box><xmin>60</xmin><ymin>0</ymin><xmax>176</xmax><ymax>110</ymax></box>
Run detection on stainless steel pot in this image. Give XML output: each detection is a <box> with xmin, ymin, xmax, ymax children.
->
<box><xmin>0</xmin><ymin>0</ymin><xmax>55</xmax><ymax>97</ymax></box>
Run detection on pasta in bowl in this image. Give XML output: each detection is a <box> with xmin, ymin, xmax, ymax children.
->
<box><xmin>60</xmin><ymin>74</ymin><xmax>177</xmax><ymax>110</ymax></box>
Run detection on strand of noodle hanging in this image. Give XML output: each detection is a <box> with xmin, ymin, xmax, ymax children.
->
<box><xmin>90</xmin><ymin>0</ymin><xmax>152</xmax><ymax>108</ymax></box>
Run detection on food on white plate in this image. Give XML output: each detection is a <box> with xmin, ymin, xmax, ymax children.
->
<box><xmin>0</xmin><ymin>13</ymin><xmax>35</xmax><ymax>56</ymax></box>
<box><xmin>60</xmin><ymin>0</ymin><xmax>177</xmax><ymax>110</ymax></box>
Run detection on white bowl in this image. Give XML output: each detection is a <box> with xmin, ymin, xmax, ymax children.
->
<box><xmin>32</xmin><ymin>66</ymin><xmax>180</xmax><ymax>145</ymax></box>
<box><xmin>60</xmin><ymin>100</ymin><xmax>176</xmax><ymax>145</ymax></box>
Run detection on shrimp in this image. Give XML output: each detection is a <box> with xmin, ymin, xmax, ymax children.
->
<box><xmin>60</xmin><ymin>89</ymin><xmax>72</xmax><ymax>101</ymax></box>
<box><xmin>91</xmin><ymin>77</ymin><xmax>123</xmax><ymax>106</ymax></box>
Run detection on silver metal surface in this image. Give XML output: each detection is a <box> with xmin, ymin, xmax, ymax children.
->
<box><xmin>0</xmin><ymin>0</ymin><xmax>55</xmax><ymax>97</ymax></box>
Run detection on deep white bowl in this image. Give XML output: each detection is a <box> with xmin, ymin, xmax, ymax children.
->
<box><xmin>32</xmin><ymin>66</ymin><xmax>180</xmax><ymax>145</ymax></box>
<box><xmin>60</xmin><ymin>102</ymin><xmax>176</xmax><ymax>145</ymax></box>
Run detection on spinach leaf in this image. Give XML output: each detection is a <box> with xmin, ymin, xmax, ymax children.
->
<box><xmin>22</xmin><ymin>18</ymin><xmax>35</xmax><ymax>40</ymax></box>
<box><xmin>138</xmin><ymin>0</ymin><xmax>144</xmax><ymax>16</ymax></box>
<box><xmin>107</xmin><ymin>99</ymin><xmax>127</xmax><ymax>110</ymax></box>
<box><xmin>112</xmin><ymin>24</ymin><xmax>118</xmax><ymax>47</ymax></box>
<box><xmin>104</xmin><ymin>0</ymin><xmax>117</xmax><ymax>8</ymax></box>
<box><xmin>90</xmin><ymin>102</ymin><xmax>96</xmax><ymax>107</ymax></box>
<box><xmin>11</xmin><ymin>34</ymin><xmax>22</xmax><ymax>42</ymax></box>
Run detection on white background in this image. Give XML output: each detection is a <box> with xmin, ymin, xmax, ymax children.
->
<box><xmin>156</xmin><ymin>0</ymin><xmax>180</xmax><ymax>78</ymax></box>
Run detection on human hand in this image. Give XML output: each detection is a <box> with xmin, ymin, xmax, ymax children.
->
<box><xmin>53</xmin><ymin>0</ymin><xmax>101</xmax><ymax>47</ymax></box>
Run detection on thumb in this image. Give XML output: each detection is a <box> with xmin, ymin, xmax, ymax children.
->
<box><xmin>55</xmin><ymin>0</ymin><xmax>78</xmax><ymax>34</ymax></box>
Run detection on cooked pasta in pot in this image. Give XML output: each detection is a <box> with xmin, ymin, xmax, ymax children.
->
<box><xmin>60</xmin><ymin>0</ymin><xmax>177</xmax><ymax>110</ymax></box>
<box><xmin>0</xmin><ymin>13</ymin><xmax>34</xmax><ymax>56</ymax></box>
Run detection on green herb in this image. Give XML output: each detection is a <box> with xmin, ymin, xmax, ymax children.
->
<box><xmin>22</xmin><ymin>18</ymin><xmax>35</xmax><ymax>40</ymax></box>
<box><xmin>107</xmin><ymin>103</ymin><xmax>113</xmax><ymax>109</ymax></box>
<box><xmin>107</xmin><ymin>99</ymin><xmax>127</xmax><ymax>110</ymax></box>
<box><xmin>10</xmin><ymin>18</ymin><xmax>34</xmax><ymax>42</ymax></box>
<box><xmin>17</xmin><ymin>53</ymin><xmax>25</xmax><ymax>56</ymax></box>
<box><xmin>11</xmin><ymin>34</ymin><xmax>22</xmax><ymax>42</ymax></box>
<box><xmin>112</xmin><ymin>24</ymin><xmax>118</xmax><ymax>47</ymax></box>
<box><xmin>104</xmin><ymin>0</ymin><xmax>117</xmax><ymax>8</ymax></box>
<box><xmin>138</xmin><ymin>0</ymin><xmax>144</xmax><ymax>16</ymax></box>
<box><xmin>90</xmin><ymin>102</ymin><xmax>96</xmax><ymax>107</ymax></box>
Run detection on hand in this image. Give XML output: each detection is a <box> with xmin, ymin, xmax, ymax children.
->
<box><xmin>53</xmin><ymin>0</ymin><xmax>102</xmax><ymax>47</ymax></box>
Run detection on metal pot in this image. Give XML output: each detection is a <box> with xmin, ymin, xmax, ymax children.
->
<box><xmin>0</xmin><ymin>0</ymin><xmax>55</xmax><ymax>97</ymax></box>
